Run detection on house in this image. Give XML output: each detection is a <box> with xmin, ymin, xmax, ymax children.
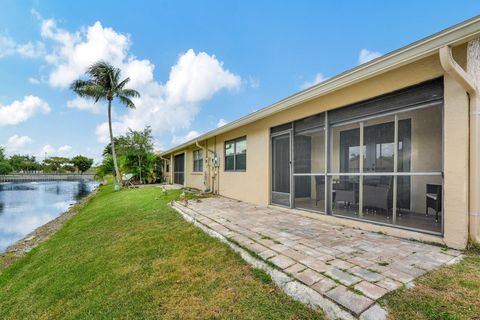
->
<box><xmin>160</xmin><ymin>16</ymin><xmax>480</xmax><ymax>250</ymax></box>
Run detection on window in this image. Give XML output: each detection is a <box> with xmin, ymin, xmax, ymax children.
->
<box><xmin>193</xmin><ymin>149</ymin><xmax>203</xmax><ymax>172</ymax></box>
<box><xmin>224</xmin><ymin>137</ymin><xmax>247</xmax><ymax>171</ymax></box>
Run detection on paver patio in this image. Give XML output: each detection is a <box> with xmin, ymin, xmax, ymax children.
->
<box><xmin>173</xmin><ymin>196</ymin><xmax>461</xmax><ymax>318</ymax></box>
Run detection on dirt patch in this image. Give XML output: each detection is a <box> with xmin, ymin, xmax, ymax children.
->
<box><xmin>0</xmin><ymin>187</ymin><xmax>100</xmax><ymax>270</ymax></box>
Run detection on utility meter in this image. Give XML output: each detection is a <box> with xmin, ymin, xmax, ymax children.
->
<box><xmin>211</xmin><ymin>154</ymin><xmax>220</xmax><ymax>168</ymax></box>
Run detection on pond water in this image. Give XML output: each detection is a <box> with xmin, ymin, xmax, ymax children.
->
<box><xmin>0</xmin><ymin>181</ymin><xmax>99</xmax><ymax>253</ymax></box>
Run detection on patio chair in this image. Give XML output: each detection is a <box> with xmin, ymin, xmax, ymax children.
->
<box><xmin>122</xmin><ymin>173</ymin><xmax>136</xmax><ymax>188</ymax></box>
<box><xmin>363</xmin><ymin>176</ymin><xmax>393</xmax><ymax>217</ymax></box>
<box><xmin>333</xmin><ymin>178</ymin><xmax>358</xmax><ymax>209</ymax></box>
<box><xmin>426</xmin><ymin>184</ymin><xmax>442</xmax><ymax>222</ymax></box>
<box><xmin>315</xmin><ymin>176</ymin><xmax>325</xmax><ymax>206</ymax></box>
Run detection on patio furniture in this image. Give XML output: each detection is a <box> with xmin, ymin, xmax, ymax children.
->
<box><xmin>426</xmin><ymin>184</ymin><xmax>442</xmax><ymax>222</ymax></box>
<box><xmin>363</xmin><ymin>176</ymin><xmax>393</xmax><ymax>216</ymax></box>
<box><xmin>122</xmin><ymin>173</ymin><xmax>137</xmax><ymax>188</ymax></box>
<box><xmin>333</xmin><ymin>178</ymin><xmax>358</xmax><ymax>208</ymax></box>
<box><xmin>315</xmin><ymin>176</ymin><xmax>325</xmax><ymax>206</ymax></box>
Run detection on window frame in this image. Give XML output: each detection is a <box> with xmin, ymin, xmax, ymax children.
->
<box><xmin>224</xmin><ymin>136</ymin><xmax>247</xmax><ymax>172</ymax></box>
<box><xmin>192</xmin><ymin>149</ymin><xmax>203</xmax><ymax>173</ymax></box>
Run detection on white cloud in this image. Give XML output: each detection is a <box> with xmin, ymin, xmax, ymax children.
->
<box><xmin>41</xmin><ymin>19</ymin><xmax>130</xmax><ymax>88</ymax></box>
<box><xmin>4</xmin><ymin>135</ymin><xmax>33</xmax><ymax>153</ymax></box>
<box><xmin>93</xmin><ymin>48</ymin><xmax>240</xmax><ymax>143</ymax></box>
<box><xmin>217</xmin><ymin>118</ymin><xmax>228</xmax><ymax>127</ymax></box>
<box><xmin>0</xmin><ymin>34</ymin><xmax>45</xmax><ymax>59</ymax></box>
<box><xmin>94</xmin><ymin>121</ymin><xmax>126</xmax><ymax>144</ymax></box>
<box><xmin>67</xmin><ymin>97</ymin><xmax>102</xmax><ymax>114</ymax></box>
<box><xmin>164</xmin><ymin>49</ymin><xmax>241</xmax><ymax>105</ymax></box>
<box><xmin>171</xmin><ymin>131</ymin><xmax>200</xmax><ymax>144</ymax></box>
<box><xmin>246</xmin><ymin>76</ymin><xmax>260</xmax><ymax>89</ymax></box>
<box><xmin>358</xmin><ymin>48</ymin><xmax>382</xmax><ymax>65</ymax></box>
<box><xmin>0</xmin><ymin>95</ymin><xmax>50</xmax><ymax>126</ymax></box>
<box><xmin>57</xmin><ymin>145</ymin><xmax>73</xmax><ymax>156</ymax></box>
<box><xmin>39</xmin><ymin>144</ymin><xmax>73</xmax><ymax>158</ymax></box>
<box><xmin>28</xmin><ymin>77</ymin><xmax>41</xmax><ymax>85</ymax></box>
<box><xmin>37</xmin><ymin>17</ymin><xmax>241</xmax><ymax>146</ymax></box>
<box><xmin>153</xmin><ymin>140</ymin><xmax>165</xmax><ymax>153</ymax></box>
<box><xmin>40</xmin><ymin>144</ymin><xmax>55</xmax><ymax>156</ymax></box>
<box><xmin>300</xmin><ymin>73</ymin><xmax>328</xmax><ymax>89</ymax></box>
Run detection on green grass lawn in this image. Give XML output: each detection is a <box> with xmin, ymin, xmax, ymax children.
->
<box><xmin>381</xmin><ymin>250</ymin><xmax>480</xmax><ymax>320</ymax></box>
<box><xmin>0</xmin><ymin>185</ymin><xmax>324</xmax><ymax>320</ymax></box>
<box><xmin>2</xmin><ymin>184</ymin><xmax>480</xmax><ymax>320</ymax></box>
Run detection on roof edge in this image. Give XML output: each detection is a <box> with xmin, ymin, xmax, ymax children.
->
<box><xmin>161</xmin><ymin>15</ymin><xmax>480</xmax><ymax>156</ymax></box>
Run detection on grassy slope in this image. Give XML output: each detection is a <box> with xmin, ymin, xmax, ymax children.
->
<box><xmin>0</xmin><ymin>185</ymin><xmax>324</xmax><ymax>320</ymax></box>
<box><xmin>382</xmin><ymin>253</ymin><xmax>480</xmax><ymax>320</ymax></box>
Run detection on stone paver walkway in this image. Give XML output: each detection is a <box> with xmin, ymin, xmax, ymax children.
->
<box><xmin>174</xmin><ymin>197</ymin><xmax>461</xmax><ymax>319</ymax></box>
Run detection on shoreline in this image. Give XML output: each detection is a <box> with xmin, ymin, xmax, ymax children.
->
<box><xmin>0</xmin><ymin>185</ymin><xmax>101</xmax><ymax>270</ymax></box>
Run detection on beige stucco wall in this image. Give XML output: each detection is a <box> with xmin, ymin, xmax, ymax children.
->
<box><xmin>443</xmin><ymin>74</ymin><xmax>470</xmax><ymax>248</ymax></box>
<box><xmin>165</xmin><ymin>44</ymin><xmax>470</xmax><ymax>248</ymax></box>
<box><xmin>183</xmin><ymin>146</ymin><xmax>205</xmax><ymax>190</ymax></box>
<box><xmin>208</xmin><ymin>53</ymin><xmax>446</xmax><ymax>205</ymax></box>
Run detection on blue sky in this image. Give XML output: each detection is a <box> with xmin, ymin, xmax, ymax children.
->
<box><xmin>0</xmin><ymin>1</ymin><xmax>479</xmax><ymax>162</ymax></box>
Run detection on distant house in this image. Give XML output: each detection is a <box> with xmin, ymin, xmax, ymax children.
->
<box><xmin>161</xmin><ymin>16</ymin><xmax>480</xmax><ymax>249</ymax></box>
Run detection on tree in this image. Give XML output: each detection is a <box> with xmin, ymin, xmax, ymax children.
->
<box><xmin>42</xmin><ymin>157</ymin><xmax>70</xmax><ymax>173</ymax></box>
<box><xmin>0</xmin><ymin>147</ymin><xmax>13</xmax><ymax>174</ymax></box>
<box><xmin>71</xmin><ymin>155</ymin><xmax>94</xmax><ymax>173</ymax></box>
<box><xmin>8</xmin><ymin>154</ymin><xmax>41</xmax><ymax>172</ymax></box>
<box><xmin>0</xmin><ymin>161</ymin><xmax>13</xmax><ymax>174</ymax></box>
<box><xmin>95</xmin><ymin>127</ymin><xmax>159</xmax><ymax>184</ymax></box>
<box><xmin>95</xmin><ymin>154</ymin><xmax>115</xmax><ymax>180</ymax></box>
<box><xmin>124</xmin><ymin>127</ymin><xmax>154</xmax><ymax>184</ymax></box>
<box><xmin>71</xmin><ymin>61</ymin><xmax>140</xmax><ymax>191</ymax></box>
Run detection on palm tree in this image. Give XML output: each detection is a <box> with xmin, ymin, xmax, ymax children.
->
<box><xmin>71</xmin><ymin>61</ymin><xmax>140</xmax><ymax>190</ymax></box>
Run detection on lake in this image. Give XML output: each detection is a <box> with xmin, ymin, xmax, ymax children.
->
<box><xmin>0</xmin><ymin>181</ymin><xmax>99</xmax><ymax>253</ymax></box>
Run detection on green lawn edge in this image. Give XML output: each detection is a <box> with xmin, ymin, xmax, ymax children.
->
<box><xmin>0</xmin><ymin>184</ymin><xmax>324</xmax><ymax>320</ymax></box>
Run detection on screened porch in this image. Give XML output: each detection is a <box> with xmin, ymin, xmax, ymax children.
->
<box><xmin>271</xmin><ymin>78</ymin><xmax>444</xmax><ymax>235</ymax></box>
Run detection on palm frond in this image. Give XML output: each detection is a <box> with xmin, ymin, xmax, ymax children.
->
<box><xmin>72</xmin><ymin>60</ymin><xmax>140</xmax><ymax>109</ymax></box>
<box><xmin>118</xmin><ymin>95</ymin><xmax>136</xmax><ymax>109</ymax></box>
<box><xmin>70</xmin><ymin>79</ymin><xmax>94</xmax><ymax>94</ymax></box>
<box><xmin>87</xmin><ymin>61</ymin><xmax>111</xmax><ymax>79</ymax></box>
<box><xmin>70</xmin><ymin>80</ymin><xmax>107</xmax><ymax>101</ymax></box>
<box><xmin>117</xmin><ymin>88</ymin><xmax>140</xmax><ymax>99</ymax></box>
<box><xmin>115</xmin><ymin>77</ymin><xmax>131</xmax><ymax>90</ymax></box>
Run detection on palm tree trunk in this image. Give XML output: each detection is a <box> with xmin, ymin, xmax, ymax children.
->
<box><xmin>108</xmin><ymin>99</ymin><xmax>121</xmax><ymax>190</ymax></box>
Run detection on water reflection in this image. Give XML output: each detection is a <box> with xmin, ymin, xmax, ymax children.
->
<box><xmin>0</xmin><ymin>181</ymin><xmax>98</xmax><ymax>252</ymax></box>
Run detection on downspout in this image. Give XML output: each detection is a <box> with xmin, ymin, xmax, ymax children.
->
<box><xmin>439</xmin><ymin>45</ymin><xmax>480</xmax><ymax>243</ymax></box>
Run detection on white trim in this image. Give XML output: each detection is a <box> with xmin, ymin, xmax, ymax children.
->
<box><xmin>161</xmin><ymin>16</ymin><xmax>480</xmax><ymax>156</ymax></box>
<box><xmin>293</xmin><ymin>172</ymin><xmax>442</xmax><ymax>176</ymax></box>
<box><xmin>324</xmin><ymin>172</ymin><xmax>443</xmax><ymax>176</ymax></box>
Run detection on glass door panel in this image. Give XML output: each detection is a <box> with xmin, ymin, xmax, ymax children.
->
<box><xmin>173</xmin><ymin>153</ymin><xmax>185</xmax><ymax>185</ymax></box>
<box><xmin>363</xmin><ymin>116</ymin><xmax>395</xmax><ymax>173</ymax></box>
<box><xmin>272</xmin><ymin>133</ymin><xmax>291</xmax><ymax>207</ymax></box>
